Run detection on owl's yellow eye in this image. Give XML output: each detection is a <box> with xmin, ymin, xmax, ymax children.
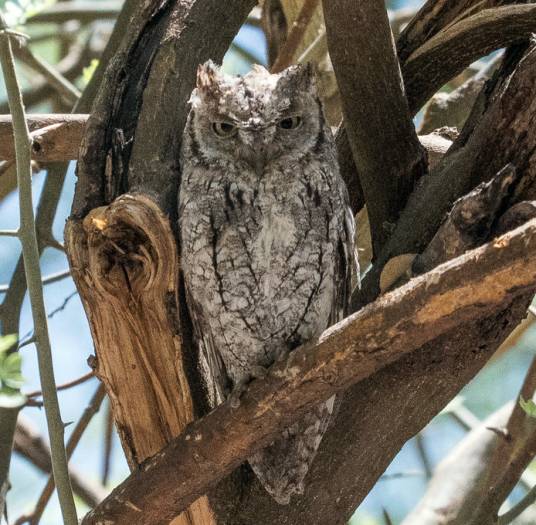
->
<box><xmin>212</xmin><ymin>121</ymin><xmax>237</xmax><ymax>137</ymax></box>
<box><xmin>277</xmin><ymin>116</ymin><xmax>302</xmax><ymax>130</ymax></box>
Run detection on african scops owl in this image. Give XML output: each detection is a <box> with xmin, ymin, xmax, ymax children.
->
<box><xmin>179</xmin><ymin>61</ymin><xmax>357</xmax><ymax>504</ymax></box>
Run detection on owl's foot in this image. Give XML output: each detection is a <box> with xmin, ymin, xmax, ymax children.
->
<box><xmin>229</xmin><ymin>366</ymin><xmax>269</xmax><ymax>409</ymax></box>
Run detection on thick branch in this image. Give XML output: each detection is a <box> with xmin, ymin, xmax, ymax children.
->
<box><xmin>401</xmin><ymin>403</ymin><xmax>515</xmax><ymax>525</ymax></box>
<box><xmin>339</xmin><ymin>2</ymin><xmax>536</xmax><ymax>216</ymax></box>
<box><xmin>402</xmin><ymin>5</ymin><xmax>536</xmax><ymax>111</ymax></box>
<box><xmin>0</xmin><ymin>114</ymin><xmax>85</xmax><ymax>161</ymax></box>
<box><xmin>84</xmin><ymin>218</ymin><xmax>536</xmax><ymax>525</ymax></box>
<box><xmin>398</xmin><ymin>0</ymin><xmax>511</xmax><ymax>62</ymax></box>
<box><xmin>403</xmin><ymin>357</ymin><xmax>536</xmax><ymax>524</ymax></box>
<box><xmin>323</xmin><ymin>0</ymin><xmax>427</xmax><ymax>255</ymax></box>
<box><xmin>355</xmin><ymin>42</ymin><xmax>536</xmax><ymax>307</ymax></box>
<box><xmin>470</xmin><ymin>358</ymin><xmax>536</xmax><ymax>523</ymax></box>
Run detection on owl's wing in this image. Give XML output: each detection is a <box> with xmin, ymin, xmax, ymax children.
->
<box><xmin>183</xmin><ymin>288</ymin><xmax>229</xmax><ymax>408</ymax></box>
<box><xmin>331</xmin><ymin>191</ymin><xmax>359</xmax><ymax>326</ymax></box>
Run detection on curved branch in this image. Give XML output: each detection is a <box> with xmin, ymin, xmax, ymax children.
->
<box><xmin>83</xmin><ymin>217</ymin><xmax>536</xmax><ymax>525</ymax></box>
<box><xmin>403</xmin><ymin>4</ymin><xmax>536</xmax><ymax>111</ymax></box>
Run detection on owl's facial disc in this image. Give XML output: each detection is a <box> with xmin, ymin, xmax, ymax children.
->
<box><xmin>190</xmin><ymin>61</ymin><xmax>322</xmax><ymax>173</ymax></box>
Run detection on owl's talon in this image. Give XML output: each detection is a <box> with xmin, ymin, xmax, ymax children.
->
<box><xmin>250</xmin><ymin>365</ymin><xmax>268</xmax><ymax>379</ymax></box>
<box><xmin>229</xmin><ymin>367</ymin><xmax>268</xmax><ymax>409</ymax></box>
<box><xmin>229</xmin><ymin>379</ymin><xmax>248</xmax><ymax>409</ymax></box>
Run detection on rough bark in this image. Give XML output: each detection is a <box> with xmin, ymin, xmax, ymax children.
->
<box><xmin>397</xmin><ymin>0</ymin><xmax>524</xmax><ymax>62</ymax></box>
<box><xmin>0</xmin><ymin>114</ymin><xmax>86</xmax><ymax>162</ymax></box>
<box><xmin>65</xmin><ymin>2</ymin><xmax>536</xmax><ymax>524</ymax></box>
<box><xmin>65</xmin><ymin>1</ymin><xmax>256</xmax><ymax>525</ymax></box>
<box><xmin>83</xmin><ymin>218</ymin><xmax>536</xmax><ymax>525</ymax></box>
<box><xmin>402</xmin><ymin>5</ymin><xmax>536</xmax><ymax>111</ymax></box>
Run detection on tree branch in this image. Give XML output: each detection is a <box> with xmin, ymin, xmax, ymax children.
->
<box><xmin>26</xmin><ymin>1</ymin><xmax>122</xmax><ymax>24</ymax></box>
<box><xmin>83</xmin><ymin>217</ymin><xmax>536</xmax><ymax>525</ymax></box>
<box><xmin>403</xmin><ymin>356</ymin><xmax>536</xmax><ymax>524</ymax></box>
<box><xmin>397</xmin><ymin>0</ymin><xmax>505</xmax><ymax>62</ymax></box>
<box><xmin>403</xmin><ymin>4</ymin><xmax>536</xmax><ymax>112</ymax></box>
<box><xmin>14</xmin><ymin>413</ymin><xmax>106</xmax><ymax>509</ymax></box>
<box><xmin>355</xmin><ymin>42</ymin><xmax>536</xmax><ymax>308</ymax></box>
<box><xmin>0</xmin><ymin>17</ymin><xmax>77</xmax><ymax>525</ymax></box>
<box><xmin>470</xmin><ymin>358</ymin><xmax>536</xmax><ymax>523</ymax></box>
<box><xmin>338</xmin><ymin>2</ymin><xmax>536</xmax><ymax>218</ymax></box>
<box><xmin>323</xmin><ymin>0</ymin><xmax>427</xmax><ymax>255</ymax></box>
<box><xmin>271</xmin><ymin>0</ymin><xmax>319</xmax><ymax>73</ymax></box>
<box><xmin>17</xmin><ymin>384</ymin><xmax>106</xmax><ymax>525</ymax></box>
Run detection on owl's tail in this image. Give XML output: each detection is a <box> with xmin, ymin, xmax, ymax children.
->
<box><xmin>248</xmin><ymin>396</ymin><xmax>335</xmax><ymax>504</ymax></box>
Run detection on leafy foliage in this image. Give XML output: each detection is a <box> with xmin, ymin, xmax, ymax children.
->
<box><xmin>0</xmin><ymin>334</ymin><xmax>25</xmax><ymax>408</ymax></box>
<box><xmin>519</xmin><ymin>395</ymin><xmax>536</xmax><ymax>419</ymax></box>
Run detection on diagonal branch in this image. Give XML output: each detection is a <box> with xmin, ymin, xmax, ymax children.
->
<box><xmin>397</xmin><ymin>0</ymin><xmax>510</xmax><ymax>62</ymax></box>
<box><xmin>83</xmin><ymin>218</ymin><xmax>536</xmax><ymax>525</ymax></box>
<box><xmin>323</xmin><ymin>0</ymin><xmax>427</xmax><ymax>255</ymax></box>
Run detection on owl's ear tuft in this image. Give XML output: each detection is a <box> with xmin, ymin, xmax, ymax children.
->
<box><xmin>278</xmin><ymin>62</ymin><xmax>315</xmax><ymax>93</ymax></box>
<box><xmin>196</xmin><ymin>60</ymin><xmax>222</xmax><ymax>91</ymax></box>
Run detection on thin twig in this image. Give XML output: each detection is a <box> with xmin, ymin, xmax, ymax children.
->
<box><xmin>14</xmin><ymin>414</ymin><xmax>107</xmax><ymax>508</ymax></box>
<box><xmin>271</xmin><ymin>0</ymin><xmax>319</xmax><ymax>72</ymax></box>
<box><xmin>415</xmin><ymin>433</ymin><xmax>433</xmax><ymax>479</ymax></box>
<box><xmin>15</xmin><ymin>45</ymin><xmax>81</xmax><ymax>104</ymax></box>
<box><xmin>0</xmin><ymin>17</ymin><xmax>77</xmax><ymax>525</ymax></box>
<box><xmin>101</xmin><ymin>401</ymin><xmax>114</xmax><ymax>486</ymax></box>
<box><xmin>0</xmin><ymin>268</ymin><xmax>71</xmax><ymax>293</ymax></box>
<box><xmin>498</xmin><ymin>484</ymin><xmax>536</xmax><ymax>525</ymax></box>
<box><xmin>26</xmin><ymin>2</ymin><xmax>122</xmax><ymax>24</ymax></box>
<box><xmin>15</xmin><ymin>384</ymin><xmax>106</xmax><ymax>525</ymax></box>
<box><xmin>47</xmin><ymin>290</ymin><xmax>78</xmax><ymax>319</ymax></box>
<box><xmin>0</xmin><ymin>229</ymin><xmax>18</xmax><ymax>237</ymax></box>
<box><xmin>26</xmin><ymin>370</ymin><xmax>95</xmax><ymax>399</ymax></box>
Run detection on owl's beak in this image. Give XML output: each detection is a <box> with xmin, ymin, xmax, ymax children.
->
<box><xmin>240</xmin><ymin>129</ymin><xmax>272</xmax><ymax>176</ymax></box>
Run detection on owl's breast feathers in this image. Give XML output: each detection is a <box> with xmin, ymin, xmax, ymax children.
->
<box><xmin>179</xmin><ymin>61</ymin><xmax>356</xmax><ymax>505</ymax></box>
<box><xmin>179</xmin><ymin>156</ymin><xmax>354</xmax><ymax>386</ymax></box>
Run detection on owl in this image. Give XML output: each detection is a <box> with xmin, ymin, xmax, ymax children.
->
<box><xmin>179</xmin><ymin>61</ymin><xmax>357</xmax><ymax>504</ymax></box>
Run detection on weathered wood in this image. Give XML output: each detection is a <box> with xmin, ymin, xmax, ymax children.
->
<box><xmin>83</xmin><ymin>217</ymin><xmax>536</xmax><ymax>525</ymax></box>
<box><xmin>66</xmin><ymin>196</ymin><xmax>214</xmax><ymax>525</ymax></box>
<box><xmin>65</xmin><ymin>2</ymin><xmax>256</xmax><ymax>525</ymax></box>
<box><xmin>339</xmin><ymin>1</ymin><xmax>536</xmax><ymax>217</ymax></box>
<box><xmin>211</xmin><ymin>42</ymin><xmax>536</xmax><ymax>525</ymax></box>
<box><xmin>355</xmin><ymin>42</ymin><xmax>536</xmax><ymax>308</ymax></box>
<box><xmin>0</xmin><ymin>114</ymin><xmax>85</xmax><ymax>161</ymax></box>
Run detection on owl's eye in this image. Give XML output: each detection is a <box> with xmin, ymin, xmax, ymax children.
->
<box><xmin>212</xmin><ymin>121</ymin><xmax>237</xmax><ymax>137</ymax></box>
<box><xmin>277</xmin><ymin>116</ymin><xmax>302</xmax><ymax>130</ymax></box>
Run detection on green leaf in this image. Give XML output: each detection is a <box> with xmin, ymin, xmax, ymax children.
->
<box><xmin>0</xmin><ymin>389</ymin><xmax>26</xmax><ymax>409</ymax></box>
<box><xmin>519</xmin><ymin>396</ymin><xmax>536</xmax><ymax>418</ymax></box>
<box><xmin>0</xmin><ymin>334</ymin><xmax>17</xmax><ymax>354</ymax></box>
<box><xmin>82</xmin><ymin>59</ymin><xmax>99</xmax><ymax>86</ymax></box>
<box><xmin>3</xmin><ymin>351</ymin><xmax>21</xmax><ymax>374</ymax></box>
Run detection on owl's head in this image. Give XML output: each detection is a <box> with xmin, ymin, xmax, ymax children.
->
<box><xmin>186</xmin><ymin>61</ymin><xmax>325</xmax><ymax>173</ymax></box>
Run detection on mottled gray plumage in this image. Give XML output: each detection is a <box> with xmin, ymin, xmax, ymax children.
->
<box><xmin>179</xmin><ymin>61</ymin><xmax>356</xmax><ymax>504</ymax></box>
